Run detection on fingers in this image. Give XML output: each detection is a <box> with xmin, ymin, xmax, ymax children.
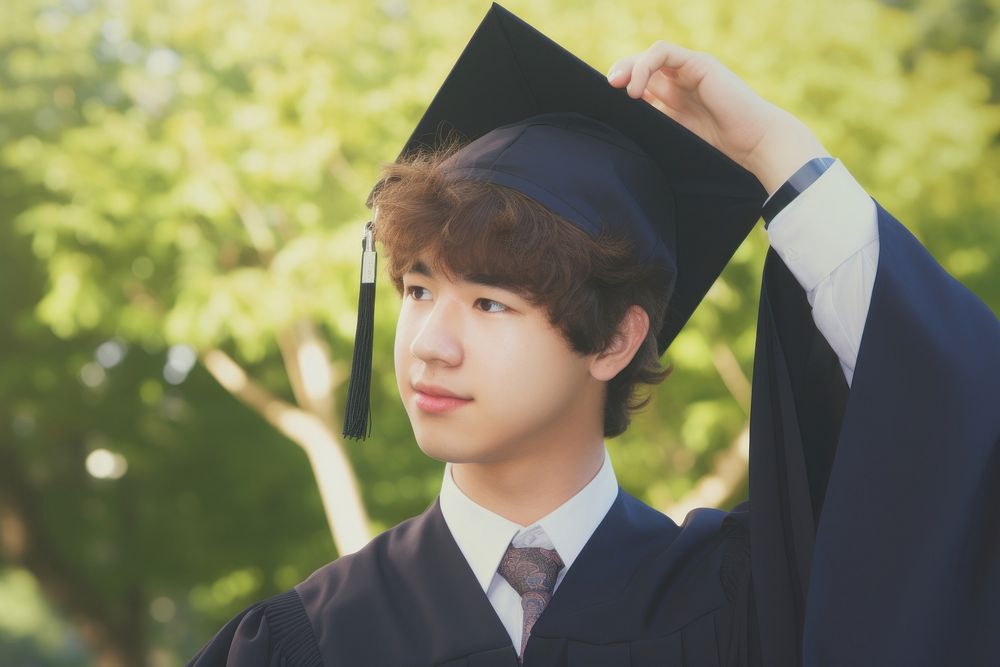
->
<box><xmin>631</xmin><ymin>41</ymin><xmax>699</xmax><ymax>97</ymax></box>
<box><xmin>606</xmin><ymin>56</ymin><xmax>637</xmax><ymax>88</ymax></box>
<box><xmin>608</xmin><ymin>41</ymin><xmax>704</xmax><ymax>98</ymax></box>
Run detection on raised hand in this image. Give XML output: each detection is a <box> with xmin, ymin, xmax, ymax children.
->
<box><xmin>607</xmin><ymin>41</ymin><xmax>830</xmax><ymax>194</ymax></box>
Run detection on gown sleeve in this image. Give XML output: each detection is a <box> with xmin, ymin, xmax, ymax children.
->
<box><xmin>764</xmin><ymin>158</ymin><xmax>880</xmax><ymax>388</ymax></box>
<box><xmin>187</xmin><ymin>589</ymin><xmax>323</xmax><ymax>667</ymax></box>
<box><xmin>748</xmin><ymin>199</ymin><xmax>1000</xmax><ymax>666</ymax></box>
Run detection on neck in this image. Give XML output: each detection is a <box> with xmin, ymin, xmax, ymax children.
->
<box><xmin>450</xmin><ymin>438</ymin><xmax>606</xmax><ymax>526</ymax></box>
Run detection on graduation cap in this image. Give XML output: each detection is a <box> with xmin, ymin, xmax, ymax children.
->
<box><xmin>342</xmin><ymin>2</ymin><xmax>767</xmax><ymax>439</ymax></box>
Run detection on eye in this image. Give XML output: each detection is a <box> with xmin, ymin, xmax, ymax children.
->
<box><xmin>405</xmin><ymin>285</ymin><xmax>431</xmax><ymax>301</ymax></box>
<box><xmin>475</xmin><ymin>298</ymin><xmax>508</xmax><ymax>314</ymax></box>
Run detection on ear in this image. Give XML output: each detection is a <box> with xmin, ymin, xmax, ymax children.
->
<box><xmin>590</xmin><ymin>305</ymin><xmax>651</xmax><ymax>382</ymax></box>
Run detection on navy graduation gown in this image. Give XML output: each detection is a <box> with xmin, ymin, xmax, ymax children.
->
<box><xmin>750</xmin><ymin>201</ymin><xmax>1000</xmax><ymax>666</ymax></box>
<box><xmin>190</xmin><ymin>202</ymin><xmax>999</xmax><ymax>666</ymax></box>
<box><xmin>189</xmin><ymin>491</ymin><xmax>757</xmax><ymax>666</ymax></box>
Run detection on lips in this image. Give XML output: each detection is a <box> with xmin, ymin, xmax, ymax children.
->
<box><xmin>413</xmin><ymin>382</ymin><xmax>468</xmax><ymax>399</ymax></box>
<box><xmin>412</xmin><ymin>382</ymin><xmax>472</xmax><ymax>414</ymax></box>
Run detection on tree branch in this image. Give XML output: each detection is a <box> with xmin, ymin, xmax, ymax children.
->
<box><xmin>199</xmin><ymin>349</ymin><xmax>371</xmax><ymax>555</ymax></box>
<box><xmin>276</xmin><ymin>318</ymin><xmax>338</xmax><ymax>428</ymax></box>
<box><xmin>659</xmin><ymin>342</ymin><xmax>752</xmax><ymax>519</ymax></box>
<box><xmin>664</xmin><ymin>422</ymin><xmax>750</xmax><ymax>521</ymax></box>
<box><xmin>712</xmin><ymin>342</ymin><xmax>751</xmax><ymax>415</ymax></box>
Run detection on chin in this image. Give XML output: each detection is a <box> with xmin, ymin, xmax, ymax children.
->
<box><xmin>411</xmin><ymin>423</ymin><xmax>504</xmax><ymax>465</ymax></box>
<box><xmin>414</xmin><ymin>434</ymin><xmax>482</xmax><ymax>464</ymax></box>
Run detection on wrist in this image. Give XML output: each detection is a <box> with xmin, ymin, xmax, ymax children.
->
<box><xmin>745</xmin><ymin>109</ymin><xmax>831</xmax><ymax>196</ymax></box>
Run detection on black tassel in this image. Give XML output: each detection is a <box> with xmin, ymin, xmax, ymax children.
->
<box><xmin>343</xmin><ymin>221</ymin><xmax>377</xmax><ymax>440</ymax></box>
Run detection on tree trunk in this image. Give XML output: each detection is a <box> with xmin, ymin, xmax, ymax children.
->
<box><xmin>202</xmin><ymin>338</ymin><xmax>372</xmax><ymax>556</ymax></box>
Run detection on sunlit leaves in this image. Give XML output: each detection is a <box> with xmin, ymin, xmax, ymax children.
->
<box><xmin>1</xmin><ymin>0</ymin><xmax>998</xmax><ymax>661</ymax></box>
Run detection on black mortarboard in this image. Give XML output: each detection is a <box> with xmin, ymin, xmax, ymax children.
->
<box><xmin>343</xmin><ymin>2</ymin><xmax>767</xmax><ymax>439</ymax></box>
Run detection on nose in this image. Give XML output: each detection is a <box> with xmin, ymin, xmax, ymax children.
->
<box><xmin>409</xmin><ymin>298</ymin><xmax>464</xmax><ymax>367</ymax></box>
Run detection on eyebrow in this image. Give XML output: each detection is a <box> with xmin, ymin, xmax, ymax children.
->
<box><xmin>407</xmin><ymin>261</ymin><xmax>518</xmax><ymax>290</ymax></box>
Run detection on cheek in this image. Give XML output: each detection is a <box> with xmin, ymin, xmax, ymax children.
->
<box><xmin>393</xmin><ymin>313</ymin><xmax>417</xmax><ymax>388</ymax></box>
<box><xmin>472</xmin><ymin>324</ymin><xmax>589</xmax><ymax>411</ymax></box>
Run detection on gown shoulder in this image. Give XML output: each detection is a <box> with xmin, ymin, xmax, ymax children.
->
<box><xmin>186</xmin><ymin>588</ymin><xmax>322</xmax><ymax>667</ymax></box>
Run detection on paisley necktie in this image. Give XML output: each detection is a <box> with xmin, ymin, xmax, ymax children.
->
<box><xmin>497</xmin><ymin>545</ymin><xmax>565</xmax><ymax>659</ymax></box>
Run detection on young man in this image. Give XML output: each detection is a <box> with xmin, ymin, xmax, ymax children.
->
<box><xmin>191</xmin><ymin>5</ymin><xmax>999</xmax><ymax>666</ymax></box>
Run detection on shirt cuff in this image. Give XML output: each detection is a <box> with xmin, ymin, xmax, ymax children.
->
<box><xmin>765</xmin><ymin>159</ymin><xmax>878</xmax><ymax>293</ymax></box>
<box><xmin>762</xmin><ymin>156</ymin><xmax>837</xmax><ymax>227</ymax></box>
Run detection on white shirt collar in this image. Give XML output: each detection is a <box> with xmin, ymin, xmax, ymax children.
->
<box><xmin>439</xmin><ymin>448</ymin><xmax>619</xmax><ymax>593</ymax></box>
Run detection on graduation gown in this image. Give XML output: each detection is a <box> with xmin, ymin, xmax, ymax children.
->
<box><xmin>189</xmin><ymin>203</ymin><xmax>999</xmax><ymax>666</ymax></box>
<box><xmin>189</xmin><ymin>491</ymin><xmax>756</xmax><ymax>667</ymax></box>
<box><xmin>752</xmin><ymin>202</ymin><xmax>1000</xmax><ymax>667</ymax></box>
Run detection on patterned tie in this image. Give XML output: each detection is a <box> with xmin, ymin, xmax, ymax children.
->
<box><xmin>497</xmin><ymin>544</ymin><xmax>565</xmax><ymax>659</ymax></box>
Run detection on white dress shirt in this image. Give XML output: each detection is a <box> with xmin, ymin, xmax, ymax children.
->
<box><xmin>436</xmin><ymin>158</ymin><xmax>878</xmax><ymax>654</ymax></box>
<box><xmin>765</xmin><ymin>159</ymin><xmax>880</xmax><ymax>386</ymax></box>
<box><xmin>439</xmin><ymin>449</ymin><xmax>619</xmax><ymax>653</ymax></box>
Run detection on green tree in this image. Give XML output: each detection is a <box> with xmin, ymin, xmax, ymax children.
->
<box><xmin>1</xmin><ymin>0</ymin><xmax>997</xmax><ymax>663</ymax></box>
<box><xmin>1</xmin><ymin>195</ymin><xmax>334</xmax><ymax>663</ymax></box>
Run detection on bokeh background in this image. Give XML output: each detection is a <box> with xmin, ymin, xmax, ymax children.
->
<box><xmin>1</xmin><ymin>0</ymin><xmax>998</xmax><ymax>664</ymax></box>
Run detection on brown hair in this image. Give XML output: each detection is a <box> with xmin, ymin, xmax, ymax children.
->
<box><xmin>371</xmin><ymin>145</ymin><xmax>672</xmax><ymax>437</ymax></box>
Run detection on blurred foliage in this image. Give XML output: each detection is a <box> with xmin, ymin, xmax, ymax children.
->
<box><xmin>0</xmin><ymin>0</ymin><xmax>997</xmax><ymax>663</ymax></box>
<box><xmin>0</xmin><ymin>569</ymin><xmax>85</xmax><ymax>665</ymax></box>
